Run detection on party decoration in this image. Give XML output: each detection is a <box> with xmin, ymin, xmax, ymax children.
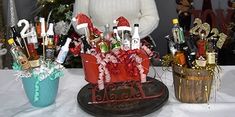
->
<box><xmin>8</xmin><ymin>18</ymin><xmax>72</xmax><ymax>107</ymax></box>
<box><xmin>163</xmin><ymin>18</ymin><xmax>226</xmax><ymax>103</ymax></box>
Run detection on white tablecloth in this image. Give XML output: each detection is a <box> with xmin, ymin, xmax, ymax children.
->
<box><xmin>1</xmin><ymin>66</ymin><xmax>235</xmax><ymax>117</ymax></box>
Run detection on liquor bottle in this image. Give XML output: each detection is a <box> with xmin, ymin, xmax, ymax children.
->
<box><xmin>103</xmin><ymin>24</ymin><xmax>111</xmax><ymax>41</ymax></box>
<box><xmin>29</xmin><ymin>22</ymin><xmax>38</xmax><ymax>49</ymax></box>
<box><xmin>172</xmin><ymin>19</ymin><xmax>185</xmax><ymax>44</ymax></box>
<box><xmin>206</xmin><ymin>37</ymin><xmax>216</xmax><ymax>65</ymax></box>
<box><xmin>8</xmin><ymin>38</ymin><xmax>31</xmax><ymax>70</ymax></box>
<box><xmin>46</xmin><ymin>23</ymin><xmax>56</xmax><ymax>61</ymax></box>
<box><xmin>111</xmin><ymin>26</ymin><xmax>121</xmax><ymax>50</ymax></box>
<box><xmin>81</xmin><ymin>34</ymin><xmax>92</xmax><ymax>53</ymax></box>
<box><xmin>165</xmin><ymin>35</ymin><xmax>177</xmax><ymax>56</ymax></box>
<box><xmin>175</xmin><ymin>50</ymin><xmax>187</xmax><ymax>66</ymax></box>
<box><xmin>183</xmin><ymin>46</ymin><xmax>196</xmax><ymax>68</ymax></box>
<box><xmin>196</xmin><ymin>33</ymin><xmax>207</xmax><ymax>58</ymax></box>
<box><xmin>54</xmin><ymin>34</ymin><xmax>60</xmax><ymax>53</ymax></box>
<box><xmin>195</xmin><ymin>34</ymin><xmax>207</xmax><ymax>67</ymax></box>
<box><xmin>27</xmin><ymin>43</ymin><xmax>40</xmax><ymax>68</ymax></box>
<box><xmin>186</xmin><ymin>35</ymin><xmax>197</xmax><ymax>54</ymax></box>
<box><xmin>98</xmin><ymin>33</ymin><xmax>109</xmax><ymax>53</ymax></box>
<box><xmin>113</xmin><ymin>26</ymin><xmax>121</xmax><ymax>41</ymax></box>
<box><xmin>56</xmin><ymin>37</ymin><xmax>72</xmax><ymax>64</ymax></box>
<box><xmin>202</xmin><ymin>0</ymin><xmax>214</xmax><ymax>27</ymax></box>
<box><xmin>131</xmin><ymin>24</ymin><xmax>141</xmax><ymax>50</ymax></box>
<box><xmin>10</xmin><ymin>26</ymin><xmax>23</xmax><ymax>48</ymax></box>
<box><xmin>122</xmin><ymin>30</ymin><xmax>131</xmax><ymax>50</ymax></box>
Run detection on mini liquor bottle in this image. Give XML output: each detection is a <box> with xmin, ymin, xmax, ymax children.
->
<box><xmin>195</xmin><ymin>34</ymin><xmax>207</xmax><ymax>67</ymax></box>
<box><xmin>122</xmin><ymin>30</ymin><xmax>131</xmax><ymax>50</ymax></box>
<box><xmin>46</xmin><ymin>23</ymin><xmax>56</xmax><ymax>61</ymax></box>
<box><xmin>10</xmin><ymin>26</ymin><xmax>23</xmax><ymax>48</ymax></box>
<box><xmin>27</xmin><ymin>43</ymin><xmax>40</xmax><ymax>68</ymax></box>
<box><xmin>183</xmin><ymin>46</ymin><xmax>196</xmax><ymax>68</ymax></box>
<box><xmin>165</xmin><ymin>35</ymin><xmax>177</xmax><ymax>56</ymax></box>
<box><xmin>197</xmin><ymin>34</ymin><xmax>207</xmax><ymax>58</ymax></box>
<box><xmin>131</xmin><ymin>24</ymin><xmax>140</xmax><ymax>50</ymax></box>
<box><xmin>172</xmin><ymin>19</ymin><xmax>185</xmax><ymax>44</ymax></box>
<box><xmin>81</xmin><ymin>34</ymin><xmax>92</xmax><ymax>53</ymax></box>
<box><xmin>8</xmin><ymin>38</ymin><xmax>31</xmax><ymax>70</ymax></box>
<box><xmin>98</xmin><ymin>33</ymin><xmax>109</xmax><ymax>53</ymax></box>
<box><xmin>111</xmin><ymin>26</ymin><xmax>121</xmax><ymax>50</ymax></box>
<box><xmin>56</xmin><ymin>37</ymin><xmax>72</xmax><ymax>64</ymax></box>
<box><xmin>29</xmin><ymin>22</ymin><xmax>38</xmax><ymax>49</ymax></box>
<box><xmin>175</xmin><ymin>50</ymin><xmax>186</xmax><ymax>66</ymax></box>
<box><xmin>103</xmin><ymin>24</ymin><xmax>111</xmax><ymax>41</ymax></box>
<box><xmin>113</xmin><ymin>26</ymin><xmax>121</xmax><ymax>41</ymax></box>
<box><xmin>206</xmin><ymin>37</ymin><xmax>216</xmax><ymax>65</ymax></box>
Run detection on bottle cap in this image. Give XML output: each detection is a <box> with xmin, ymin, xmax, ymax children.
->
<box><xmin>134</xmin><ymin>24</ymin><xmax>139</xmax><ymax>27</ymax></box>
<box><xmin>8</xmin><ymin>38</ymin><xmax>15</xmax><ymax>45</ymax></box>
<box><xmin>172</xmin><ymin>19</ymin><xmax>179</xmax><ymax>24</ymax></box>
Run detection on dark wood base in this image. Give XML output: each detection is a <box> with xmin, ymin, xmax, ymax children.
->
<box><xmin>77</xmin><ymin>77</ymin><xmax>169</xmax><ymax>117</ymax></box>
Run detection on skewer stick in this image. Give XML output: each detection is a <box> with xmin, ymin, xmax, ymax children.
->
<box><xmin>39</xmin><ymin>17</ymin><xmax>46</xmax><ymax>62</ymax></box>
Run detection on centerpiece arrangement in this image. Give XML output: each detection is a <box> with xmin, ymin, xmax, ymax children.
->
<box><xmin>73</xmin><ymin>14</ymin><xmax>169</xmax><ymax>116</ymax></box>
<box><xmin>163</xmin><ymin>18</ymin><xmax>227</xmax><ymax>103</ymax></box>
<box><xmin>8</xmin><ymin>17</ymin><xmax>71</xmax><ymax>107</ymax></box>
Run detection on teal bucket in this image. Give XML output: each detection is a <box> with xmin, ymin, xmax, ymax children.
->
<box><xmin>22</xmin><ymin>76</ymin><xmax>60</xmax><ymax>107</ymax></box>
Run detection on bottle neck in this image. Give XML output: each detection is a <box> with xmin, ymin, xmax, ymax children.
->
<box><xmin>47</xmin><ymin>23</ymin><xmax>54</xmax><ymax>36</ymax></box>
<box><xmin>64</xmin><ymin>38</ymin><xmax>71</xmax><ymax>48</ymax></box>
<box><xmin>133</xmin><ymin>27</ymin><xmax>139</xmax><ymax>36</ymax></box>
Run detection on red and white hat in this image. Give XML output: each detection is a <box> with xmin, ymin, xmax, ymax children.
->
<box><xmin>114</xmin><ymin>16</ymin><xmax>131</xmax><ymax>31</ymax></box>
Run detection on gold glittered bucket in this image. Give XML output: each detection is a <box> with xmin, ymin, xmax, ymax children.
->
<box><xmin>172</xmin><ymin>64</ymin><xmax>213</xmax><ymax>103</ymax></box>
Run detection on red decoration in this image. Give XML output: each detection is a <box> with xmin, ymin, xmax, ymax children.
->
<box><xmin>76</xmin><ymin>13</ymin><xmax>94</xmax><ymax>33</ymax></box>
<box><xmin>115</xmin><ymin>16</ymin><xmax>130</xmax><ymax>27</ymax></box>
<box><xmin>81</xmin><ymin>49</ymin><xmax>149</xmax><ymax>84</ymax></box>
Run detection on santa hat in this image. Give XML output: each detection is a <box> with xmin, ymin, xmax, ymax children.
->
<box><xmin>114</xmin><ymin>16</ymin><xmax>131</xmax><ymax>31</ymax></box>
<box><xmin>75</xmin><ymin>13</ymin><xmax>94</xmax><ymax>32</ymax></box>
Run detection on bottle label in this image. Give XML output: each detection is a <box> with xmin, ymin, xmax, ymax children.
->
<box><xmin>29</xmin><ymin>59</ymin><xmax>40</xmax><ymax>68</ymax></box>
<box><xmin>99</xmin><ymin>41</ymin><xmax>109</xmax><ymax>53</ymax></box>
<box><xmin>18</xmin><ymin>56</ymin><xmax>31</xmax><ymax>70</ymax></box>
<box><xmin>131</xmin><ymin>38</ymin><xmax>140</xmax><ymax>50</ymax></box>
<box><xmin>196</xmin><ymin>58</ymin><xmax>207</xmax><ymax>67</ymax></box>
<box><xmin>172</xmin><ymin>27</ymin><xmax>185</xmax><ymax>44</ymax></box>
<box><xmin>122</xmin><ymin>40</ymin><xmax>130</xmax><ymax>50</ymax></box>
<box><xmin>56</xmin><ymin>50</ymin><xmax>68</xmax><ymax>64</ymax></box>
<box><xmin>46</xmin><ymin>48</ymin><xmax>55</xmax><ymax>60</ymax></box>
<box><xmin>175</xmin><ymin>52</ymin><xmax>186</xmax><ymax>65</ymax></box>
<box><xmin>206</xmin><ymin>52</ymin><xmax>215</xmax><ymax>64</ymax></box>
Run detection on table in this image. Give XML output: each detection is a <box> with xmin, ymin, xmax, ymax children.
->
<box><xmin>1</xmin><ymin>66</ymin><xmax>235</xmax><ymax>117</ymax></box>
